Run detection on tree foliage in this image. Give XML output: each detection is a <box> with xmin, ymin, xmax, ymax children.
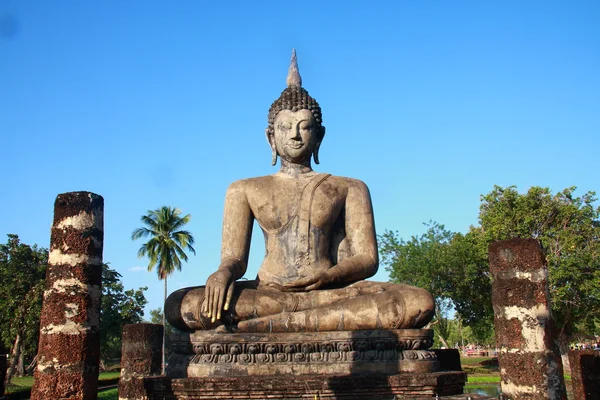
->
<box><xmin>0</xmin><ymin>234</ymin><xmax>47</xmax><ymax>359</ymax></box>
<box><xmin>131</xmin><ymin>206</ymin><xmax>196</xmax><ymax>281</ymax></box>
<box><xmin>100</xmin><ymin>263</ymin><xmax>148</xmax><ymax>360</ymax></box>
<box><xmin>479</xmin><ymin>186</ymin><xmax>600</xmax><ymax>339</ymax></box>
<box><xmin>131</xmin><ymin>206</ymin><xmax>195</xmax><ymax>373</ymax></box>
<box><xmin>380</xmin><ymin>185</ymin><xmax>600</xmax><ymax>348</ymax></box>
<box><xmin>0</xmin><ymin>234</ymin><xmax>149</xmax><ymax>376</ymax></box>
<box><xmin>429</xmin><ymin>318</ymin><xmax>478</xmax><ymax>349</ymax></box>
<box><xmin>379</xmin><ymin>222</ymin><xmax>493</xmax><ymax>345</ymax></box>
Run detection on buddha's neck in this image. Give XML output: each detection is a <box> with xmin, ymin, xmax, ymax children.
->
<box><xmin>278</xmin><ymin>159</ymin><xmax>314</xmax><ymax>178</ymax></box>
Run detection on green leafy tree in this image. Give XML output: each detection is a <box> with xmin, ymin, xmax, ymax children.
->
<box><xmin>0</xmin><ymin>234</ymin><xmax>47</xmax><ymax>384</ymax></box>
<box><xmin>442</xmin><ymin>228</ymin><xmax>494</xmax><ymax>343</ymax></box>
<box><xmin>149</xmin><ymin>308</ymin><xmax>164</xmax><ymax>325</ymax></box>
<box><xmin>131</xmin><ymin>206</ymin><xmax>196</xmax><ymax>374</ymax></box>
<box><xmin>100</xmin><ymin>263</ymin><xmax>148</xmax><ymax>362</ymax></box>
<box><xmin>380</xmin><ymin>222</ymin><xmax>493</xmax><ymax>346</ymax></box>
<box><xmin>380</xmin><ymin>222</ymin><xmax>453</xmax><ymax>346</ymax></box>
<box><xmin>380</xmin><ymin>185</ymin><xmax>600</xmax><ymax>360</ymax></box>
<box><xmin>479</xmin><ymin>186</ymin><xmax>600</xmax><ymax>359</ymax></box>
<box><xmin>0</xmin><ymin>236</ymin><xmax>149</xmax><ymax>382</ymax></box>
<box><xmin>428</xmin><ymin>318</ymin><xmax>479</xmax><ymax>349</ymax></box>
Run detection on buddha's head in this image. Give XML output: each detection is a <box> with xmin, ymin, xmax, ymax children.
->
<box><xmin>266</xmin><ymin>50</ymin><xmax>325</xmax><ymax>166</ymax></box>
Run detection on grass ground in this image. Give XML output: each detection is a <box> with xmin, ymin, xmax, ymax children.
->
<box><xmin>4</xmin><ymin>371</ymin><xmax>121</xmax><ymax>397</ymax></box>
<box><xmin>461</xmin><ymin>355</ymin><xmax>500</xmax><ymax>379</ymax></box>
<box><xmin>463</xmin><ymin>356</ymin><xmax>574</xmax><ymax>399</ymax></box>
<box><xmin>97</xmin><ymin>388</ymin><xmax>118</xmax><ymax>399</ymax></box>
<box><xmin>461</xmin><ymin>356</ymin><xmax>571</xmax><ymax>383</ymax></box>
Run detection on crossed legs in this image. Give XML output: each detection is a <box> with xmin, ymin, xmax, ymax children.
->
<box><xmin>166</xmin><ymin>280</ymin><xmax>434</xmax><ymax>333</ymax></box>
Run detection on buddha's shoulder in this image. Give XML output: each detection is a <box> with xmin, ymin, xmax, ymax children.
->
<box><xmin>225</xmin><ymin>175</ymin><xmax>279</xmax><ymax>191</ymax></box>
<box><xmin>225</xmin><ymin>174</ymin><xmax>370</xmax><ymax>192</ymax></box>
<box><xmin>326</xmin><ymin>174</ymin><xmax>366</xmax><ymax>184</ymax></box>
<box><xmin>324</xmin><ymin>175</ymin><xmax>371</xmax><ymax>191</ymax></box>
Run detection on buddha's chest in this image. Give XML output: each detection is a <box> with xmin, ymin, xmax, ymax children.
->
<box><xmin>248</xmin><ymin>179</ymin><xmax>345</xmax><ymax>232</ymax></box>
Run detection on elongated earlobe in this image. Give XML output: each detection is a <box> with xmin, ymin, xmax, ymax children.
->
<box><xmin>266</xmin><ymin>129</ymin><xmax>278</xmax><ymax>166</ymax></box>
<box><xmin>314</xmin><ymin>126</ymin><xmax>325</xmax><ymax>164</ymax></box>
<box><xmin>313</xmin><ymin>142</ymin><xmax>321</xmax><ymax>164</ymax></box>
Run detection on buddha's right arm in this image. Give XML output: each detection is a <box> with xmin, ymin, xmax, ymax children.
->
<box><xmin>219</xmin><ymin>180</ymin><xmax>254</xmax><ymax>280</ymax></box>
<box><xmin>204</xmin><ymin>181</ymin><xmax>255</xmax><ymax>321</ymax></box>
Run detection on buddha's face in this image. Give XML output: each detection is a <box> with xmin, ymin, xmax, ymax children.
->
<box><xmin>270</xmin><ymin>109</ymin><xmax>324</xmax><ymax>164</ymax></box>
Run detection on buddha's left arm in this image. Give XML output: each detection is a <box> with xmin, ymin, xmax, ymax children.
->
<box><xmin>325</xmin><ymin>179</ymin><xmax>379</xmax><ymax>285</ymax></box>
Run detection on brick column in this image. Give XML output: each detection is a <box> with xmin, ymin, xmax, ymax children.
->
<box><xmin>489</xmin><ymin>238</ymin><xmax>567</xmax><ymax>400</ymax></box>
<box><xmin>31</xmin><ymin>192</ymin><xmax>104</xmax><ymax>400</ymax></box>
<box><xmin>568</xmin><ymin>350</ymin><xmax>600</xmax><ymax>400</ymax></box>
<box><xmin>118</xmin><ymin>324</ymin><xmax>163</xmax><ymax>400</ymax></box>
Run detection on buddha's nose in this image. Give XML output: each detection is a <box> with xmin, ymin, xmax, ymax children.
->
<box><xmin>292</xmin><ymin>125</ymin><xmax>302</xmax><ymax>139</ymax></box>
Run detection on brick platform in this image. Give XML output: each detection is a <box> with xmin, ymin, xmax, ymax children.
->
<box><xmin>134</xmin><ymin>328</ymin><xmax>468</xmax><ymax>399</ymax></box>
<box><xmin>144</xmin><ymin>371</ymin><xmax>467</xmax><ymax>399</ymax></box>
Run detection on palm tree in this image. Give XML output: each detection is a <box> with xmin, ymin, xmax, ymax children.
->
<box><xmin>131</xmin><ymin>206</ymin><xmax>195</xmax><ymax>374</ymax></box>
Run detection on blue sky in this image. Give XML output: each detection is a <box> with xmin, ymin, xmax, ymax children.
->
<box><xmin>1</xmin><ymin>1</ymin><xmax>599</xmax><ymax>316</ymax></box>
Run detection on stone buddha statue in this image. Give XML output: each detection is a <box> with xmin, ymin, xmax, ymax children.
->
<box><xmin>166</xmin><ymin>50</ymin><xmax>434</xmax><ymax>334</ymax></box>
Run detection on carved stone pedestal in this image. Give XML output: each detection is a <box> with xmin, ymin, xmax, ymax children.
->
<box><xmin>169</xmin><ymin>329</ymin><xmax>439</xmax><ymax>378</ymax></box>
<box><xmin>150</xmin><ymin>329</ymin><xmax>466</xmax><ymax>399</ymax></box>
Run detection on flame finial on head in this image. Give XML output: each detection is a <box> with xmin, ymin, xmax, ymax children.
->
<box><xmin>286</xmin><ymin>49</ymin><xmax>302</xmax><ymax>88</ymax></box>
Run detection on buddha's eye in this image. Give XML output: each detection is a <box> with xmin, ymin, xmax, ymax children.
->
<box><xmin>300</xmin><ymin>123</ymin><xmax>311</xmax><ymax>130</ymax></box>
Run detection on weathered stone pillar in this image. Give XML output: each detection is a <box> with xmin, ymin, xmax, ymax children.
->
<box><xmin>568</xmin><ymin>350</ymin><xmax>600</xmax><ymax>400</ymax></box>
<box><xmin>489</xmin><ymin>238</ymin><xmax>567</xmax><ymax>400</ymax></box>
<box><xmin>118</xmin><ymin>323</ymin><xmax>163</xmax><ymax>400</ymax></box>
<box><xmin>31</xmin><ymin>192</ymin><xmax>104</xmax><ymax>400</ymax></box>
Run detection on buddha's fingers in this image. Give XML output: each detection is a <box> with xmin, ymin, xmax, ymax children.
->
<box><xmin>211</xmin><ymin>288</ymin><xmax>221</xmax><ymax>323</ymax></box>
<box><xmin>305</xmin><ymin>280</ymin><xmax>323</xmax><ymax>291</ymax></box>
<box><xmin>206</xmin><ymin>286</ymin><xmax>215</xmax><ymax>319</ymax></box>
<box><xmin>216</xmin><ymin>288</ymin><xmax>225</xmax><ymax>320</ymax></box>
<box><xmin>224</xmin><ymin>283</ymin><xmax>234</xmax><ymax>311</ymax></box>
<box><xmin>202</xmin><ymin>287</ymin><xmax>210</xmax><ymax>316</ymax></box>
<box><xmin>283</xmin><ymin>275</ymin><xmax>319</xmax><ymax>291</ymax></box>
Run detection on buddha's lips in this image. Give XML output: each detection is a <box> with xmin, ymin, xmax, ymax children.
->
<box><xmin>287</xmin><ymin>142</ymin><xmax>304</xmax><ymax>149</ymax></box>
